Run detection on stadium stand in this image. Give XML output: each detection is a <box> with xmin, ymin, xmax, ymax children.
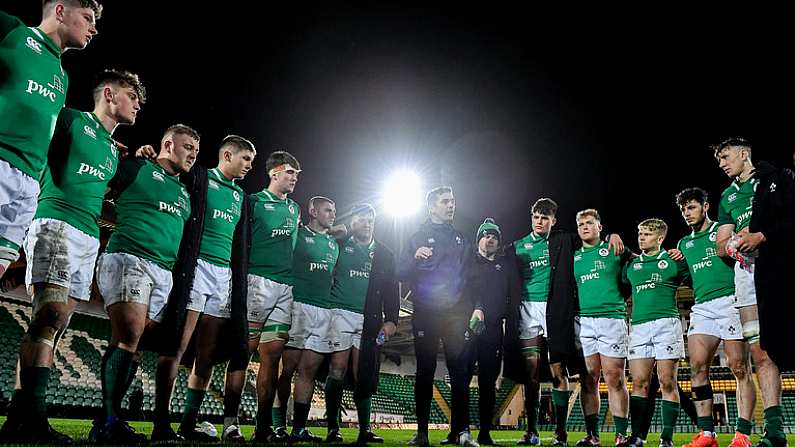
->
<box><xmin>1</xmin><ymin>296</ymin><xmax>794</xmax><ymax>431</ymax></box>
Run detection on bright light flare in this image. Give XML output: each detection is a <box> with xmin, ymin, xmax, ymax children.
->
<box><xmin>383</xmin><ymin>170</ymin><xmax>423</xmax><ymax>218</ymax></box>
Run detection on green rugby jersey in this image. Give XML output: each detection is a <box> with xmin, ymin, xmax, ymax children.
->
<box><xmin>105</xmin><ymin>159</ymin><xmax>190</xmax><ymax>270</ymax></box>
<box><xmin>248</xmin><ymin>189</ymin><xmax>301</xmax><ymax>285</ymax></box>
<box><xmin>624</xmin><ymin>251</ymin><xmax>689</xmax><ymax>324</ymax></box>
<box><xmin>718</xmin><ymin>177</ymin><xmax>758</xmax><ymax>232</ymax></box>
<box><xmin>198</xmin><ymin>168</ymin><xmax>243</xmax><ymax>267</ymax></box>
<box><xmin>329</xmin><ymin>236</ymin><xmax>376</xmax><ymax>314</ymax></box>
<box><xmin>35</xmin><ymin>109</ymin><xmax>118</xmax><ymax>238</ymax></box>
<box><xmin>291</xmin><ymin>226</ymin><xmax>339</xmax><ymax>308</ymax></box>
<box><xmin>574</xmin><ymin>241</ymin><xmax>631</xmax><ymax>318</ymax></box>
<box><xmin>514</xmin><ymin>232</ymin><xmax>550</xmax><ymax>302</ymax></box>
<box><xmin>677</xmin><ymin>221</ymin><xmax>735</xmax><ymax>304</ymax></box>
<box><xmin>0</xmin><ymin>11</ymin><xmax>69</xmax><ymax>178</ymax></box>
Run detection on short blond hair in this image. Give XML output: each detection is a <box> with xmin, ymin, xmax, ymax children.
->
<box><xmin>638</xmin><ymin>218</ymin><xmax>667</xmax><ymax>237</ymax></box>
<box><xmin>575</xmin><ymin>208</ymin><xmax>601</xmax><ymax>223</ymax></box>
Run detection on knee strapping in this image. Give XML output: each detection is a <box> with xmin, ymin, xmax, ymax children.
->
<box><xmin>26</xmin><ymin>320</ymin><xmax>59</xmax><ymax>348</ymax></box>
<box><xmin>691</xmin><ymin>383</ymin><xmax>713</xmax><ymax>402</ymax></box>
<box><xmin>522</xmin><ymin>346</ymin><xmax>541</xmax><ymax>360</ymax></box>
<box><xmin>742</xmin><ymin>320</ymin><xmax>760</xmax><ymax>344</ymax></box>
<box><xmin>328</xmin><ymin>369</ymin><xmax>346</xmax><ymax>381</ymax></box>
<box><xmin>259</xmin><ymin>323</ymin><xmax>290</xmax><ymax>344</ymax></box>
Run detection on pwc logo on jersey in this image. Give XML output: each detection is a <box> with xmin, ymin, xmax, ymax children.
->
<box><xmin>25</xmin><ymin>75</ymin><xmax>64</xmax><ymax>103</ymax></box>
<box><xmin>158</xmin><ymin>201</ymin><xmax>184</xmax><ymax>217</ymax></box>
<box><xmin>636</xmin><ymin>281</ymin><xmax>656</xmax><ymax>292</ymax></box>
<box><xmin>212</xmin><ymin>209</ymin><xmax>234</xmax><ymax>222</ymax></box>
<box><xmin>76</xmin><ymin>163</ymin><xmax>106</xmax><ymax>180</ymax></box>
<box><xmin>271</xmin><ymin>228</ymin><xmax>291</xmax><ymax>238</ymax></box>
<box><xmin>529</xmin><ymin>259</ymin><xmax>548</xmax><ymax>269</ymax></box>
<box><xmin>83</xmin><ymin>125</ymin><xmax>97</xmax><ymax>139</ymax></box>
<box><xmin>349</xmin><ymin>269</ymin><xmax>369</xmax><ymax>279</ymax></box>
<box><xmin>309</xmin><ymin>262</ymin><xmax>329</xmax><ymax>272</ymax></box>
<box><xmin>693</xmin><ymin>259</ymin><xmax>713</xmax><ymax>272</ymax></box>
<box><xmin>26</xmin><ymin>36</ymin><xmax>43</xmax><ymax>54</ymax></box>
<box><xmin>580</xmin><ymin>272</ymin><xmax>600</xmax><ymax>283</ymax></box>
<box><xmin>737</xmin><ymin>209</ymin><xmax>753</xmax><ymax>225</ymax></box>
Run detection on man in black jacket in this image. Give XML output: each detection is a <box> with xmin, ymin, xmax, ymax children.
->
<box><xmin>503</xmin><ymin>198</ymin><xmax>623</xmax><ymax>447</ymax></box>
<box><xmin>466</xmin><ymin>218</ymin><xmax>516</xmax><ymax>446</ymax></box>
<box><xmin>750</xmin><ymin>160</ymin><xmax>795</xmax><ymax>374</ymax></box>
<box><xmin>398</xmin><ymin>186</ymin><xmax>476</xmax><ymax>447</ymax></box>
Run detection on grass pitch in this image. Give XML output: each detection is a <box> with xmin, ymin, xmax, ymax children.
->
<box><xmin>1</xmin><ymin>417</ymin><xmax>793</xmax><ymax>446</ymax></box>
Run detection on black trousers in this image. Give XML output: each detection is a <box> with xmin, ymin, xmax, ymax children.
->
<box><xmin>413</xmin><ymin>306</ymin><xmax>472</xmax><ymax>435</ymax></box>
<box><xmin>473</xmin><ymin>323</ymin><xmax>503</xmax><ymax>432</ymax></box>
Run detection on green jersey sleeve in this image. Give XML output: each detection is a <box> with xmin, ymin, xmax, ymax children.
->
<box><xmin>0</xmin><ymin>11</ymin><xmax>23</xmax><ymax>41</ymax></box>
<box><xmin>677</xmin><ymin>259</ymin><xmax>691</xmax><ymax>285</ymax></box>
<box><xmin>717</xmin><ymin>200</ymin><xmax>733</xmax><ymax>226</ymax></box>
<box><xmin>108</xmin><ymin>159</ymin><xmax>145</xmax><ymax>199</ymax></box>
<box><xmin>46</xmin><ymin>108</ymin><xmax>77</xmax><ymax>156</ymax></box>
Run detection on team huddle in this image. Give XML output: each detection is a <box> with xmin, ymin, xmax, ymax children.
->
<box><xmin>1</xmin><ymin>1</ymin><xmax>794</xmax><ymax>447</ymax></box>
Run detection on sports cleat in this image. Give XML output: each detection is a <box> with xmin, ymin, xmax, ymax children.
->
<box><xmin>97</xmin><ymin>417</ymin><xmax>147</xmax><ymax>444</ymax></box>
<box><xmin>754</xmin><ymin>437</ymin><xmax>789</xmax><ymax>447</ymax></box>
<box><xmin>0</xmin><ymin>417</ymin><xmax>24</xmax><ymax>443</ymax></box>
<box><xmin>728</xmin><ymin>432</ymin><xmax>752</xmax><ymax>447</ymax></box>
<box><xmin>150</xmin><ymin>424</ymin><xmax>184</xmax><ymax>442</ymax></box>
<box><xmin>252</xmin><ymin>427</ymin><xmax>280</xmax><ymax>443</ymax></box>
<box><xmin>409</xmin><ymin>432</ymin><xmax>431</xmax><ymax>447</ymax></box>
<box><xmin>458</xmin><ymin>430</ymin><xmax>481</xmax><ymax>447</ymax></box>
<box><xmin>659</xmin><ymin>440</ymin><xmax>674</xmax><ymax>447</ymax></box>
<box><xmin>358</xmin><ymin>430</ymin><xmax>385</xmax><ymax>444</ymax></box>
<box><xmin>615</xmin><ymin>434</ymin><xmax>630</xmax><ymax>447</ymax></box>
<box><xmin>1</xmin><ymin>420</ymin><xmax>74</xmax><ymax>445</ymax></box>
<box><xmin>178</xmin><ymin>425</ymin><xmax>220</xmax><ymax>442</ymax></box>
<box><xmin>291</xmin><ymin>428</ymin><xmax>323</xmax><ymax>443</ymax></box>
<box><xmin>223</xmin><ymin>424</ymin><xmax>246</xmax><ymax>442</ymax></box>
<box><xmin>517</xmin><ymin>431</ymin><xmax>541</xmax><ymax>446</ymax></box>
<box><xmin>327</xmin><ymin>428</ymin><xmax>344</xmax><ymax>443</ymax></box>
<box><xmin>625</xmin><ymin>436</ymin><xmax>646</xmax><ymax>447</ymax></box>
<box><xmin>275</xmin><ymin>426</ymin><xmax>291</xmax><ymax>441</ymax></box>
<box><xmin>553</xmin><ymin>430</ymin><xmax>569</xmax><ymax>447</ymax></box>
<box><xmin>477</xmin><ymin>432</ymin><xmax>496</xmax><ymax>446</ymax></box>
<box><xmin>576</xmin><ymin>434</ymin><xmax>601</xmax><ymax>447</ymax></box>
<box><xmin>683</xmin><ymin>430</ymin><xmax>718</xmax><ymax>447</ymax></box>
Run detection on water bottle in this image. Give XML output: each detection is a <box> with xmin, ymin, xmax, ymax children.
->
<box><xmin>376</xmin><ymin>329</ymin><xmax>386</xmax><ymax>346</ymax></box>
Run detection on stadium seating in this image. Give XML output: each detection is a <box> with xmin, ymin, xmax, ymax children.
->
<box><xmin>2</xmin><ymin>297</ymin><xmax>794</xmax><ymax>430</ymax></box>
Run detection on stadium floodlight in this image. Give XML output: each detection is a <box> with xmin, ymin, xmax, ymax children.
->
<box><xmin>383</xmin><ymin>170</ymin><xmax>423</xmax><ymax>218</ymax></box>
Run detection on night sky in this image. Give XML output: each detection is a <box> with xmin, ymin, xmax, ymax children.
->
<box><xmin>6</xmin><ymin>2</ymin><xmax>794</xmax><ymax>252</ymax></box>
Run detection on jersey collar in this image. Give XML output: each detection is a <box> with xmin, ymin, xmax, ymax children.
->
<box><xmin>639</xmin><ymin>250</ymin><xmax>665</xmax><ymax>262</ymax></box>
<box><xmin>579</xmin><ymin>240</ymin><xmax>605</xmax><ymax>253</ymax></box>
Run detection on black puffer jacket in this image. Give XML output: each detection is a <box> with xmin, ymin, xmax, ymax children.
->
<box><xmin>750</xmin><ymin>161</ymin><xmax>795</xmax><ymax>372</ymax></box>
